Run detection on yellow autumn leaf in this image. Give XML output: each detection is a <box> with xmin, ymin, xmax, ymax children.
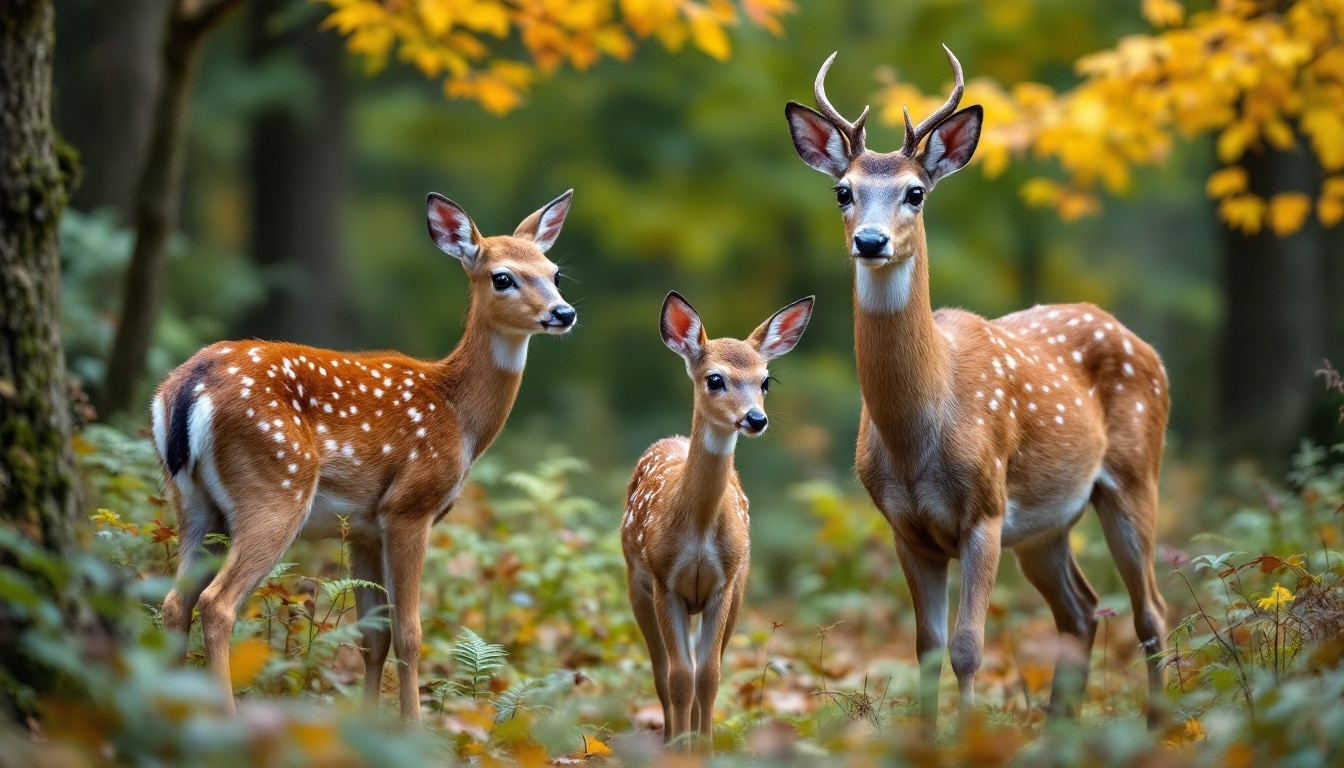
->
<box><xmin>1058</xmin><ymin>190</ymin><xmax>1101</xmax><ymax>221</ymax></box>
<box><xmin>288</xmin><ymin>719</ymin><xmax>340</xmax><ymax>755</ymax></box>
<box><xmin>1257</xmin><ymin>583</ymin><xmax>1295</xmax><ymax>610</ymax></box>
<box><xmin>229</xmin><ymin>639</ymin><xmax>272</xmax><ymax>687</ymax></box>
<box><xmin>569</xmin><ymin>735</ymin><xmax>614</xmax><ymax>758</ymax></box>
<box><xmin>1319</xmin><ymin>194</ymin><xmax>1344</xmax><ymax>227</ymax></box>
<box><xmin>688</xmin><ymin>9</ymin><xmax>731</xmax><ymax>61</ymax></box>
<box><xmin>1184</xmin><ymin>717</ymin><xmax>1205</xmax><ymax>742</ymax></box>
<box><xmin>1205</xmin><ymin>166</ymin><xmax>1248</xmax><ymax>198</ymax></box>
<box><xmin>460</xmin><ymin>0</ymin><xmax>510</xmax><ymax>37</ymax></box>
<box><xmin>1302</xmin><ymin>108</ymin><xmax>1344</xmax><ymax>171</ymax></box>
<box><xmin>1020</xmin><ymin>178</ymin><xmax>1063</xmax><ymax>208</ymax></box>
<box><xmin>1266</xmin><ymin>192</ymin><xmax>1312</xmax><ymax>236</ymax></box>
<box><xmin>1263</xmin><ymin>117</ymin><xmax>1296</xmax><ymax>151</ymax></box>
<box><xmin>417</xmin><ymin>0</ymin><xmax>455</xmax><ymax>35</ymax></box>
<box><xmin>1216</xmin><ymin>122</ymin><xmax>1254</xmax><ymax>164</ymax></box>
<box><xmin>1142</xmin><ymin>0</ymin><xmax>1185</xmax><ymax>28</ymax></box>
<box><xmin>1218</xmin><ymin>193</ymin><xmax>1265</xmax><ymax>234</ymax></box>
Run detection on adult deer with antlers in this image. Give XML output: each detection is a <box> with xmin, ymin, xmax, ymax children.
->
<box><xmin>786</xmin><ymin>49</ymin><xmax>1169</xmax><ymax>727</ymax></box>
<box><xmin>623</xmin><ymin>292</ymin><xmax>813</xmax><ymax>747</ymax></box>
<box><xmin>152</xmin><ymin>191</ymin><xmax>577</xmax><ymax>719</ymax></box>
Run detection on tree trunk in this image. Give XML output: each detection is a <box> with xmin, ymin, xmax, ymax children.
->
<box><xmin>0</xmin><ymin>0</ymin><xmax>82</xmax><ymax>720</ymax></box>
<box><xmin>97</xmin><ymin>0</ymin><xmax>246</xmax><ymax>419</ymax></box>
<box><xmin>241</xmin><ymin>0</ymin><xmax>351</xmax><ymax>346</ymax></box>
<box><xmin>1216</xmin><ymin>144</ymin><xmax>1325</xmax><ymax>467</ymax></box>
<box><xmin>0</xmin><ymin>0</ymin><xmax>79</xmax><ymax>547</ymax></box>
<box><xmin>55</xmin><ymin>0</ymin><xmax>168</xmax><ymax>221</ymax></box>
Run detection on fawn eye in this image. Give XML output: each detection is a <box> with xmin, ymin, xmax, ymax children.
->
<box><xmin>491</xmin><ymin>273</ymin><xmax>516</xmax><ymax>291</ymax></box>
<box><xmin>553</xmin><ymin>271</ymin><xmax>561</xmax><ymax>286</ymax></box>
<box><xmin>762</xmin><ymin>376</ymin><xmax>775</xmax><ymax>393</ymax></box>
<box><xmin>834</xmin><ymin>186</ymin><xmax>853</xmax><ymax>207</ymax></box>
<box><xmin>706</xmin><ymin>374</ymin><xmax>726</xmax><ymax>392</ymax></box>
<box><xmin>905</xmin><ymin>186</ymin><xmax>925</xmax><ymax>207</ymax></box>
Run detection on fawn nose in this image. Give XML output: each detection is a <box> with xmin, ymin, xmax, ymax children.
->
<box><xmin>741</xmin><ymin>409</ymin><xmax>768</xmax><ymax>434</ymax></box>
<box><xmin>853</xmin><ymin>230</ymin><xmax>890</xmax><ymax>258</ymax></box>
<box><xmin>550</xmin><ymin>305</ymin><xmax>576</xmax><ymax>327</ymax></box>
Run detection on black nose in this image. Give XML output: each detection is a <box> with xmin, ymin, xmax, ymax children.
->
<box><xmin>743</xmin><ymin>409</ymin><xmax>768</xmax><ymax>432</ymax></box>
<box><xmin>551</xmin><ymin>305</ymin><xmax>576</xmax><ymax>327</ymax></box>
<box><xmin>853</xmin><ymin>231</ymin><xmax>889</xmax><ymax>257</ymax></box>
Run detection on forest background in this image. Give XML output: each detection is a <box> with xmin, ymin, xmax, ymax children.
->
<box><xmin>2</xmin><ymin>0</ymin><xmax>1344</xmax><ymax>763</ymax></box>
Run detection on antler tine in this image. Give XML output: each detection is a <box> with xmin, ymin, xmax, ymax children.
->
<box><xmin>900</xmin><ymin>44</ymin><xmax>966</xmax><ymax>156</ymax></box>
<box><xmin>814</xmin><ymin>51</ymin><xmax>868</xmax><ymax>157</ymax></box>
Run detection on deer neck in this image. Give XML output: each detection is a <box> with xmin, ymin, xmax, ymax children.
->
<box><xmin>853</xmin><ymin>227</ymin><xmax>952</xmax><ymax>438</ymax></box>
<box><xmin>436</xmin><ymin>306</ymin><xmax>529</xmax><ymax>462</ymax></box>
<box><xmin>673</xmin><ymin>413</ymin><xmax>738</xmax><ymax>533</ymax></box>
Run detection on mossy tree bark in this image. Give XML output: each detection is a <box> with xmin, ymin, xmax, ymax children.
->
<box><xmin>0</xmin><ymin>0</ymin><xmax>85</xmax><ymax>721</ymax></box>
<box><xmin>0</xmin><ymin>0</ymin><xmax>79</xmax><ymax>550</ymax></box>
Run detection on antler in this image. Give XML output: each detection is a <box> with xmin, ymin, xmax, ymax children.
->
<box><xmin>900</xmin><ymin>44</ymin><xmax>965</xmax><ymax>157</ymax></box>
<box><xmin>814</xmin><ymin>52</ymin><xmax>870</xmax><ymax>159</ymax></box>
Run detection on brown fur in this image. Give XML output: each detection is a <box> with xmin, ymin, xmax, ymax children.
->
<box><xmin>789</xmin><ymin>52</ymin><xmax>1169</xmax><ymax>729</ymax></box>
<box><xmin>622</xmin><ymin>295</ymin><xmax>811</xmax><ymax>749</ymax></box>
<box><xmin>153</xmin><ymin>193</ymin><xmax>575</xmax><ymax>719</ymax></box>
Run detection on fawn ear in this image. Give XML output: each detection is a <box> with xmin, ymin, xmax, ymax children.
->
<box><xmin>513</xmin><ymin>189</ymin><xmax>573</xmax><ymax>253</ymax></box>
<box><xmin>749</xmin><ymin>296</ymin><xmax>815</xmax><ymax>361</ymax></box>
<box><xmin>427</xmin><ymin>193</ymin><xmax>482</xmax><ymax>268</ymax></box>
<box><xmin>660</xmin><ymin>291</ymin><xmax>707</xmax><ymax>366</ymax></box>
<box><xmin>786</xmin><ymin>103</ymin><xmax>851</xmax><ymax>179</ymax></box>
<box><xmin>919</xmin><ymin>105</ymin><xmax>982</xmax><ymax>187</ymax></box>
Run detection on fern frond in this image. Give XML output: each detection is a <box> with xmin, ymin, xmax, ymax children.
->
<box><xmin>267</xmin><ymin>561</ymin><xmax>298</xmax><ymax>579</ymax></box>
<box><xmin>320</xmin><ymin>578</ymin><xmax>388</xmax><ymax>600</ymax></box>
<box><xmin>493</xmin><ymin>678</ymin><xmax>541</xmax><ymax>722</ymax></box>
<box><xmin>449</xmin><ymin>627</ymin><xmax>508</xmax><ymax>699</ymax></box>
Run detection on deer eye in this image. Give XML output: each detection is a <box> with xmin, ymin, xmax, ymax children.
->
<box><xmin>834</xmin><ymin>186</ymin><xmax>853</xmax><ymax>207</ymax></box>
<box><xmin>761</xmin><ymin>376</ymin><xmax>773</xmax><ymax>393</ymax></box>
<box><xmin>553</xmin><ymin>271</ymin><xmax>561</xmax><ymax>286</ymax></box>
<box><xmin>706</xmin><ymin>374</ymin><xmax>726</xmax><ymax>392</ymax></box>
<box><xmin>905</xmin><ymin>186</ymin><xmax>925</xmax><ymax>207</ymax></box>
<box><xmin>491</xmin><ymin>273</ymin><xmax>516</xmax><ymax>291</ymax></box>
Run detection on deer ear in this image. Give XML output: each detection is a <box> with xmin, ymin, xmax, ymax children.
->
<box><xmin>660</xmin><ymin>291</ymin><xmax>707</xmax><ymax>365</ymax></box>
<box><xmin>513</xmin><ymin>189</ymin><xmax>573</xmax><ymax>253</ymax></box>
<box><xmin>786</xmin><ymin>103</ymin><xmax>851</xmax><ymax>179</ymax></box>
<box><xmin>427</xmin><ymin>193</ymin><xmax>482</xmax><ymax>267</ymax></box>
<box><xmin>920</xmin><ymin>105</ymin><xmax>982</xmax><ymax>187</ymax></box>
<box><xmin>749</xmin><ymin>296</ymin><xmax>814</xmax><ymax>361</ymax></box>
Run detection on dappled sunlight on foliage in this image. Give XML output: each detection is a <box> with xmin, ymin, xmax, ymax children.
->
<box><xmin>877</xmin><ymin>0</ymin><xmax>1344</xmax><ymax>235</ymax></box>
<box><xmin>317</xmin><ymin>0</ymin><xmax>796</xmax><ymax>114</ymax></box>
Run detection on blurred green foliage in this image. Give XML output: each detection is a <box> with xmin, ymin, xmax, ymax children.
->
<box><xmin>52</xmin><ymin>0</ymin><xmax>1222</xmax><ymax>584</ymax></box>
<box><xmin>59</xmin><ymin>209</ymin><xmax>265</xmax><ymax>393</ymax></box>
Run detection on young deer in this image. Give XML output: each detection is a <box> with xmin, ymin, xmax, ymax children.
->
<box><xmin>152</xmin><ymin>191</ymin><xmax>577</xmax><ymax>719</ymax></box>
<box><xmin>623</xmin><ymin>292</ymin><xmax>813</xmax><ymax>747</ymax></box>
<box><xmin>786</xmin><ymin>49</ymin><xmax>1169</xmax><ymax>728</ymax></box>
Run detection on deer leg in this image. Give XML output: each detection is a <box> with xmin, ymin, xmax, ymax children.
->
<box><xmin>196</xmin><ymin>497</ymin><xmax>306</xmax><ymax>712</ymax></box>
<box><xmin>653</xmin><ymin>585</ymin><xmax>694</xmax><ymax>745</ymax></box>
<box><xmin>895</xmin><ymin>539</ymin><xmax>950</xmax><ymax>731</ymax></box>
<box><xmin>384</xmin><ymin>517</ymin><xmax>431</xmax><ymax>721</ymax></box>
<box><xmin>950</xmin><ymin>521</ymin><xmax>1002</xmax><ymax>723</ymax></box>
<box><xmin>1014</xmin><ymin>532</ymin><xmax>1099</xmax><ymax>717</ymax></box>
<box><xmin>628</xmin><ymin>573</ymin><xmax>671</xmax><ymax>736</ymax></box>
<box><xmin>162</xmin><ymin>483</ymin><xmax>226</xmax><ymax>643</ymax></box>
<box><xmin>1093</xmin><ymin>477</ymin><xmax>1168</xmax><ymax>729</ymax></box>
<box><xmin>350</xmin><ymin>539</ymin><xmax>391</xmax><ymax>709</ymax></box>
<box><xmin>692</xmin><ymin>588</ymin><xmax>736</xmax><ymax>748</ymax></box>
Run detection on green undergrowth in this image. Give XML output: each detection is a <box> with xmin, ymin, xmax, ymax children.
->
<box><xmin>3</xmin><ymin>402</ymin><xmax>1344</xmax><ymax>765</ymax></box>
